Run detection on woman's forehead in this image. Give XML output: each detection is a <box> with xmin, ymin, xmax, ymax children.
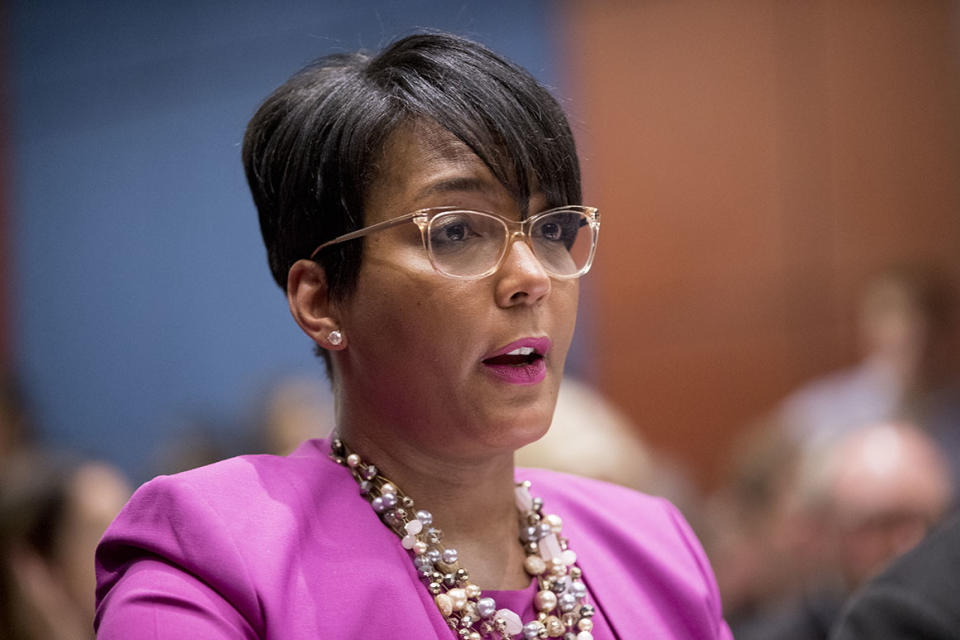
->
<box><xmin>368</xmin><ymin>120</ymin><xmax>530</xmax><ymax>213</ymax></box>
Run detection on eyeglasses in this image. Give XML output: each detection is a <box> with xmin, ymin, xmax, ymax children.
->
<box><xmin>310</xmin><ymin>206</ymin><xmax>600</xmax><ymax>280</ymax></box>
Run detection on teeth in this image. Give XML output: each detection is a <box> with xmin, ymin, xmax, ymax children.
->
<box><xmin>507</xmin><ymin>347</ymin><xmax>535</xmax><ymax>356</ymax></box>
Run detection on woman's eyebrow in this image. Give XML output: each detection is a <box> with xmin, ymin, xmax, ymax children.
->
<box><xmin>414</xmin><ymin>176</ymin><xmax>493</xmax><ymax>201</ymax></box>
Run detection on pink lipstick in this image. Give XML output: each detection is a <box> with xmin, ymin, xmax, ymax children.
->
<box><xmin>481</xmin><ymin>337</ymin><xmax>551</xmax><ymax>385</ymax></box>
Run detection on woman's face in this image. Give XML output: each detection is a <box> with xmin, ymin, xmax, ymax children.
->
<box><xmin>334</xmin><ymin>120</ymin><xmax>580</xmax><ymax>458</ymax></box>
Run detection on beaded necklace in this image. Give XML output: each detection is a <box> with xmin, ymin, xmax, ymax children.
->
<box><xmin>330</xmin><ymin>436</ymin><xmax>596</xmax><ymax>639</ymax></box>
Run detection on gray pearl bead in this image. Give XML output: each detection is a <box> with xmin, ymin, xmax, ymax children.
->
<box><xmin>416</xmin><ymin>509</ymin><xmax>433</xmax><ymax>526</ymax></box>
<box><xmin>558</xmin><ymin>592</ymin><xmax>577</xmax><ymax>612</ymax></box>
<box><xmin>441</xmin><ymin>548</ymin><xmax>459</xmax><ymax>564</ymax></box>
<box><xmin>426</xmin><ymin>548</ymin><xmax>441</xmax><ymax>564</ymax></box>
<box><xmin>476</xmin><ymin>597</ymin><xmax>497</xmax><ymax>618</ymax></box>
<box><xmin>371</xmin><ymin>496</ymin><xmax>385</xmax><ymax>513</ymax></box>
<box><xmin>381</xmin><ymin>493</ymin><xmax>397</xmax><ymax>509</ymax></box>
<box><xmin>570</xmin><ymin>580</ymin><xmax>587</xmax><ymax>600</ymax></box>
<box><xmin>522</xmin><ymin>622</ymin><xmax>541</xmax><ymax>639</ymax></box>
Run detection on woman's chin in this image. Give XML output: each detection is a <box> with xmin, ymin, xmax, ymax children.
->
<box><xmin>484</xmin><ymin>412</ymin><xmax>554</xmax><ymax>454</ymax></box>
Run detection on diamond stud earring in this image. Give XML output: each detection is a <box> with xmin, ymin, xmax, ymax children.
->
<box><xmin>328</xmin><ymin>330</ymin><xmax>343</xmax><ymax>346</ymax></box>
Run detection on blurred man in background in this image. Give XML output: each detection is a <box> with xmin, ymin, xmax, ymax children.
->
<box><xmin>733</xmin><ymin>421</ymin><xmax>952</xmax><ymax>640</ymax></box>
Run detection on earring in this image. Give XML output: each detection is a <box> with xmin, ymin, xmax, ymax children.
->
<box><xmin>328</xmin><ymin>329</ymin><xmax>343</xmax><ymax>346</ymax></box>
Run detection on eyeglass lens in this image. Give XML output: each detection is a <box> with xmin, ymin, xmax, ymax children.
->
<box><xmin>426</xmin><ymin>209</ymin><xmax>593</xmax><ymax>278</ymax></box>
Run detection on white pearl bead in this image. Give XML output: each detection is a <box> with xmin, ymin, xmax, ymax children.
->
<box><xmin>435</xmin><ymin>593</ymin><xmax>453</xmax><ymax>616</ymax></box>
<box><xmin>346</xmin><ymin>453</ymin><xmax>361</xmax><ymax>468</ymax></box>
<box><xmin>544</xmin><ymin>513</ymin><xmax>563</xmax><ymax>533</ymax></box>
<box><xmin>401</xmin><ymin>534</ymin><xmax>416</xmax><ymax>549</ymax></box>
<box><xmin>524</xmin><ymin>555</ymin><xmax>547</xmax><ymax>575</ymax></box>
<box><xmin>448</xmin><ymin>588</ymin><xmax>467</xmax><ymax>611</ymax></box>
<box><xmin>413</xmin><ymin>541</ymin><xmax>428</xmax><ymax>555</ymax></box>
<box><xmin>534</xmin><ymin>589</ymin><xmax>557</xmax><ymax>612</ymax></box>
<box><xmin>577</xmin><ymin>632</ymin><xmax>594</xmax><ymax>640</ymax></box>
<box><xmin>405</xmin><ymin>519</ymin><xmax>423</xmax><ymax>535</ymax></box>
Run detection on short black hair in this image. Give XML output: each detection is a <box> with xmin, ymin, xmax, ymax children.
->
<box><xmin>243</xmin><ymin>32</ymin><xmax>582</xmax><ymax>369</ymax></box>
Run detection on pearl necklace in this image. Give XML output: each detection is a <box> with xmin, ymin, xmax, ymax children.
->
<box><xmin>330</xmin><ymin>436</ymin><xmax>596</xmax><ymax>640</ymax></box>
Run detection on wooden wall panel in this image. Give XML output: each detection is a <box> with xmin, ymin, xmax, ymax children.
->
<box><xmin>561</xmin><ymin>0</ymin><xmax>960</xmax><ymax>488</ymax></box>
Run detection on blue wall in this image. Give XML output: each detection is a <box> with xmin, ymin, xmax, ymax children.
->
<box><xmin>9</xmin><ymin>1</ymin><xmax>578</xmax><ymax>481</ymax></box>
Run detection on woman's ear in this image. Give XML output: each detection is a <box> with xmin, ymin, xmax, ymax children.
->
<box><xmin>287</xmin><ymin>259</ymin><xmax>347</xmax><ymax>351</ymax></box>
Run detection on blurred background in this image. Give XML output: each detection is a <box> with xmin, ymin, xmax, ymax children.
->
<box><xmin>1</xmin><ymin>1</ymin><xmax>959</xmax><ymax>638</ymax></box>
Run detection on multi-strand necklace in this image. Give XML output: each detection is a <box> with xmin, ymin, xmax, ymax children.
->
<box><xmin>330</xmin><ymin>436</ymin><xmax>596</xmax><ymax>639</ymax></box>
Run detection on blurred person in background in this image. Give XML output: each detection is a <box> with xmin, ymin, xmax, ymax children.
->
<box><xmin>255</xmin><ymin>375</ymin><xmax>334</xmax><ymax>456</ymax></box>
<box><xmin>516</xmin><ymin>377</ymin><xmax>697</xmax><ymax>517</ymax></box>
<box><xmin>702</xmin><ymin>420</ymin><xmax>811</xmax><ymax>630</ymax></box>
<box><xmin>1</xmin><ymin>374</ymin><xmax>35</xmax><ymax>464</ymax></box>
<box><xmin>779</xmin><ymin>265</ymin><xmax>960</xmax><ymax>466</ymax></box>
<box><xmin>734</xmin><ymin>420</ymin><xmax>952</xmax><ymax>640</ymax></box>
<box><xmin>148</xmin><ymin>416</ymin><xmax>240</xmax><ymax>477</ymax></box>
<box><xmin>0</xmin><ymin>457</ymin><xmax>131</xmax><ymax>640</ymax></box>
<box><xmin>829</xmin><ymin>513</ymin><xmax>960</xmax><ymax>640</ymax></box>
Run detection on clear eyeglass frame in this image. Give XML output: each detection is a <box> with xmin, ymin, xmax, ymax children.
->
<box><xmin>309</xmin><ymin>205</ymin><xmax>600</xmax><ymax>280</ymax></box>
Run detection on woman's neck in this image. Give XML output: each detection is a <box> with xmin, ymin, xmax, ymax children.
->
<box><xmin>336</xmin><ymin>416</ymin><xmax>531</xmax><ymax>589</ymax></box>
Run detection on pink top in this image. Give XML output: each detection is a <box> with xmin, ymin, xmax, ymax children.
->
<box><xmin>95</xmin><ymin>438</ymin><xmax>732</xmax><ymax>639</ymax></box>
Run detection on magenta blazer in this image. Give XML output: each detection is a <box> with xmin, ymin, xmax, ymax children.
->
<box><xmin>95</xmin><ymin>438</ymin><xmax>732</xmax><ymax>639</ymax></box>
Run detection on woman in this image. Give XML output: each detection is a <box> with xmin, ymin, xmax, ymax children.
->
<box><xmin>95</xmin><ymin>33</ymin><xmax>732</xmax><ymax>639</ymax></box>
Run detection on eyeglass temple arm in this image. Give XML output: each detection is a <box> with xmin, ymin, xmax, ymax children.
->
<box><xmin>309</xmin><ymin>212</ymin><xmax>424</xmax><ymax>260</ymax></box>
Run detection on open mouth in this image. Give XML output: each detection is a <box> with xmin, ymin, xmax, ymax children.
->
<box><xmin>482</xmin><ymin>346</ymin><xmax>543</xmax><ymax>367</ymax></box>
<box><xmin>481</xmin><ymin>339</ymin><xmax>551</xmax><ymax>385</ymax></box>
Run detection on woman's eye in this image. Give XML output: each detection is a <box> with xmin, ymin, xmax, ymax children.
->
<box><xmin>535</xmin><ymin>220</ymin><xmax>572</xmax><ymax>244</ymax></box>
<box><xmin>443</xmin><ymin>223</ymin><xmax>468</xmax><ymax>241</ymax></box>
<box><xmin>431</xmin><ymin>216</ymin><xmax>479</xmax><ymax>247</ymax></box>
<box><xmin>539</xmin><ymin>222</ymin><xmax>563</xmax><ymax>242</ymax></box>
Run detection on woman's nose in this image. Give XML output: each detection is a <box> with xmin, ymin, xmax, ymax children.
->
<box><xmin>494</xmin><ymin>235</ymin><xmax>551</xmax><ymax>307</ymax></box>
